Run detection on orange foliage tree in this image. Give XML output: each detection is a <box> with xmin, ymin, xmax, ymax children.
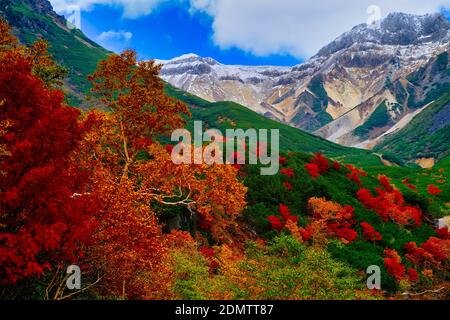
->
<box><xmin>305</xmin><ymin>197</ymin><xmax>358</xmax><ymax>245</ymax></box>
<box><xmin>76</xmin><ymin>50</ymin><xmax>247</xmax><ymax>298</ymax></box>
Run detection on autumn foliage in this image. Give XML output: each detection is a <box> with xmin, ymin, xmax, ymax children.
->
<box><xmin>0</xmin><ymin>23</ymin><xmax>247</xmax><ymax>298</ymax></box>
<box><xmin>428</xmin><ymin>184</ymin><xmax>442</xmax><ymax>196</ymax></box>
<box><xmin>0</xmin><ymin>22</ymin><xmax>97</xmax><ymax>285</ymax></box>
<box><xmin>360</xmin><ymin>222</ymin><xmax>382</xmax><ymax>242</ymax></box>
<box><xmin>267</xmin><ymin>204</ymin><xmax>298</xmax><ymax>232</ymax></box>
<box><xmin>305</xmin><ymin>153</ymin><xmax>330</xmax><ymax>178</ymax></box>
<box><xmin>384</xmin><ymin>249</ymin><xmax>406</xmax><ymax>281</ymax></box>
<box><xmin>0</xmin><ymin>20</ymin><xmax>448</xmax><ymax>300</ymax></box>
<box><xmin>307</xmin><ymin>198</ymin><xmax>358</xmax><ymax>244</ymax></box>
<box><xmin>345</xmin><ymin>164</ymin><xmax>367</xmax><ymax>186</ymax></box>
<box><xmin>357</xmin><ymin>183</ymin><xmax>422</xmax><ymax>227</ymax></box>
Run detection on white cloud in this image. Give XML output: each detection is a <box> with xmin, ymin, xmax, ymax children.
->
<box><xmin>97</xmin><ymin>30</ymin><xmax>133</xmax><ymax>42</ymax></box>
<box><xmin>50</xmin><ymin>0</ymin><xmax>168</xmax><ymax>19</ymax></box>
<box><xmin>50</xmin><ymin>0</ymin><xmax>450</xmax><ymax>57</ymax></box>
<box><xmin>188</xmin><ymin>0</ymin><xmax>450</xmax><ymax>57</ymax></box>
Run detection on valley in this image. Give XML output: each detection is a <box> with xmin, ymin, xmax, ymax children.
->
<box><xmin>158</xmin><ymin>12</ymin><xmax>450</xmax><ymax>167</ymax></box>
<box><xmin>0</xmin><ymin>0</ymin><xmax>448</xmax><ymax>302</ymax></box>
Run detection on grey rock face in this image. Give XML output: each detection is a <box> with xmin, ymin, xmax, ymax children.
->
<box><xmin>316</xmin><ymin>13</ymin><xmax>450</xmax><ymax>57</ymax></box>
<box><xmin>157</xmin><ymin>12</ymin><xmax>450</xmax><ymax>148</ymax></box>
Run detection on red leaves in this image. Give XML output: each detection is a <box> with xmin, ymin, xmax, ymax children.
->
<box><xmin>199</xmin><ymin>246</ymin><xmax>215</xmax><ymax>258</ymax></box>
<box><xmin>279</xmin><ymin>204</ymin><xmax>298</xmax><ymax>223</ymax></box>
<box><xmin>283</xmin><ymin>181</ymin><xmax>293</xmax><ymax>191</ymax></box>
<box><xmin>299</xmin><ymin>226</ymin><xmax>313</xmax><ymax>242</ymax></box>
<box><xmin>199</xmin><ymin>246</ymin><xmax>220</xmax><ymax>271</ymax></box>
<box><xmin>332</xmin><ymin>161</ymin><xmax>341</xmax><ymax>171</ymax></box>
<box><xmin>0</xmin><ymin>31</ymin><xmax>97</xmax><ymax>284</ymax></box>
<box><xmin>305</xmin><ymin>163</ymin><xmax>320</xmax><ymax>178</ymax></box>
<box><xmin>360</xmin><ymin>222</ymin><xmax>382</xmax><ymax>241</ymax></box>
<box><xmin>165</xmin><ymin>144</ymin><xmax>174</xmax><ymax>154</ymax></box>
<box><xmin>327</xmin><ymin>205</ymin><xmax>358</xmax><ymax>242</ymax></box>
<box><xmin>333</xmin><ymin>226</ymin><xmax>358</xmax><ymax>242</ymax></box>
<box><xmin>267</xmin><ymin>216</ymin><xmax>284</xmax><ymax>232</ymax></box>
<box><xmin>305</xmin><ymin>153</ymin><xmax>329</xmax><ymax>178</ymax></box>
<box><xmin>407</xmin><ymin>268</ymin><xmax>419</xmax><ymax>282</ymax></box>
<box><xmin>345</xmin><ymin>164</ymin><xmax>367</xmax><ymax>186</ymax></box>
<box><xmin>307</xmin><ymin>198</ymin><xmax>358</xmax><ymax>243</ymax></box>
<box><xmin>421</xmin><ymin>237</ymin><xmax>450</xmax><ymax>263</ymax></box>
<box><xmin>404</xmin><ymin>237</ymin><xmax>450</xmax><ymax>270</ymax></box>
<box><xmin>311</xmin><ymin>153</ymin><xmax>329</xmax><ymax>173</ymax></box>
<box><xmin>357</xmin><ymin>189</ymin><xmax>388</xmax><ymax>222</ymax></box>
<box><xmin>280</xmin><ymin>168</ymin><xmax>295</xmax><ymax>178</ymax></box>
<box><xmin>267</xmin><ymin>204</ymin><xmax>298</xmax><ymax>231</ymax></box>
<box><xmin>401</xmin><ymin>179</ymin><xmax>417</xmax><ymax>192</ymax></box>
<box><xmin>384</xmin><ymin>249</ymin><xmax>405</xmax><ymax>281</ymax></box>
<box><xmin>378</xmin><ymin>175</ymin><xmax>394</xmax><ymax>192</ymax></box>
<box><xmin>357</xmin><ymin>187</ymin><xmax>422</xmax><ymax>226</ymax></box>
<box><xmin>427</xmin><ymin>184</ymin><xmax>442</xmax><ymax>196</ymax></box>
<box><xmin>280</xmin><ymin>159</ymin><xmax>294</xmax><ymax>190</ymax></box>
<box><xmin>436</xmin><ymin>228</ymin><xmax>450</xmax><ymax>240</ymax></box>
<box><xmin>279</xmin><ymin>204</ymin><xmax>290</xmax><ymax>220</ymax></box>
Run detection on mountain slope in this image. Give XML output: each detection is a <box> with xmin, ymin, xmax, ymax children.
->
<box><xmin>158</xmin><ymin>13</ymin><xmax>450</xmax><ymax>150</ymax></box>
<box><xmin>0</xmin><ymin>0</ymin><xmax>110</xmax><ymax>105</ymax></box>
<box><xmin>165</xmin><ymin>84</ymin><xmax>382</xmax><ymax>166</ymax></box>
<box><xmin>374</xmin><ymin>92</ymin><xmax>450</xmax><ymax>165</ymax></box>
<box><xmin>156</xmin><ymin>53</ymin><xmax>291</xmax><ymax>117</ymax></box>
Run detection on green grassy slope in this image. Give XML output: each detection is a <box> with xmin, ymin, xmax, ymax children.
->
<box><xmin>354</xmin><ymin>101</ymin><xmax>390</xmax><ymax>139</ymax></box>
<box><xmin>0</xmin><ymin>0</ymin><xmax>110</xmax><ymax>105</ymax></box>
<box><xmin>1</xmin><ymin>1</ymin><xmax>383</xmax><ymax>167</ymax></box>
<box><xmin>375</xmin><ymin>93</ymin><xmax>450</xmax><ymax>163</ymax></box>
<box><xmin>241</xmin><ymin>152</ymin><xmax>441</xmax><ymax>292</ymax></box>
<box><xmin>363</xmin><ymin>154</ymin><xmax>450</xmax><ymax>217</ymax></box>
<box><xmin>165</xmin><ymin>85</ymin><xmax>382</xmax><ymax>166</ymax></box>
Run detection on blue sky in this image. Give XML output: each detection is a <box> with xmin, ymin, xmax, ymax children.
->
<box><xmin>50</xmin><ymin>0</ymin><xmax>450</xmax><ymax>66</ymax></box>
<box><xmin>78</xmin><ymin>2</ymin><xmax>300</xmax><ymax>65</ymax></box>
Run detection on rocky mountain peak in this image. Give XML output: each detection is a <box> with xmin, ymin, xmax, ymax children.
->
<box><xmin>0</xmin><ymin>0</ymin><xmax>66</xmax><ymax>26</ymax></box>
<box><xmin>25</xmin><ymin>0</ymin><xmax>54</xmax><ymax>14</ymax></box>
<box><xmin>316</xmin><ymin>12</ymin><xmax>450</xmax><ymax>57</ymax></box>
<box><xmin>158</xmin><ymin>53</ymin><xmax>219</xmax><ymax>68</ymax></box>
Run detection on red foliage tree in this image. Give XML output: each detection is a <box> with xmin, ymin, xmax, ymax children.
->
<box><xmin>427</xmin><ymin>184</ymin><xmax>442</xmax><ymax>196</ymax></box>
<box><xmin>384</xmin><ymin>249</ymin><xmax>405</xmax><ymax>281</ymax></box>
<box><xmin>360</xmin><ymin>222</ymin><xmax>382</xmax><ymax>241</ymax></box>
<box><xmin>378</xmin><ymin>175</ymin><xmax>394</xmax><ymax>192</ymax></box>
<box><xmin>407</xmin><ymin>268</ymin><xmax>419</xmax><ymax>282</ymax></box>
<box><xmin>345</xmin><ymin>164</ymin><xmax>367</xmax><ymax>186</ymax></box>
<box><xmin>305</xmin><ymin>153</ymin><xmax>329</xmax><ymax>178</ymax></box>
<box><xmin>311</xmin><ymin>153</ymin><xmax>329</xmax><ymax>173</ymax></box>
<box><xmin>279</xmin><ymin>204</ymin><xmax>297</xmax><ymax>223</ymax></box>
<box><xmin>299</xmin><ymin>225</ymin><xmax>313</xmax><ymax>242</ymax></box>
<box><xmin>280</xmin><ymin>168</ymin><xmax>295</xmax><ymax>178</ymax></box>
<box><xmin>305</xmin><ymin>163</ymin><xmax>320</xmax><ymax>178</ymax></box>
<box><xmin>404</xmin><ymin>237</ymin><xmax>450</xmax><ymax>270</ymax></box>
<box><xmin>267</xmin><ymin>216</ymin><xmax>284</xmax><ymax>232</ymax></box>
<box><xmin>436</xmin><ymin>228</ymin><xmax>450</xmax><ymax>240</ymax></box>
<box><xmin>199</xmin><ymin>246</ymin><xmax>219</xmax><ymax>271</ymax></box>
<box><xmin>421</xmin><ymin>237</ymin><xmax>450</xmax><ymax>264</ymax></box>
<box><xmin>267</xmin><ymin>204</ymin><xmax>298</xmax><ymax>232</ymax></box>
<box><xmin>283</xmin><ymin>181</ymin><xmax>293</xmax><ymax>191</ymax></box>
<box><xmin>307</xmin><ymin>198</ymin><xmax>358</xmax><ymax>243</ymax></box>
<box><xmin>332</xmin><ymin>161</ymin><xmax>341</xmax><ymax>171</ymax></box>
<box><xmin>357</xmin><ymin>188</ymin><xmax>422</xmax><ymax>226</ymax></box>
<box><xmin>0</xmin><ymin>23</ymin><xmax>96</xmax><ymax>285</ymax></box>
